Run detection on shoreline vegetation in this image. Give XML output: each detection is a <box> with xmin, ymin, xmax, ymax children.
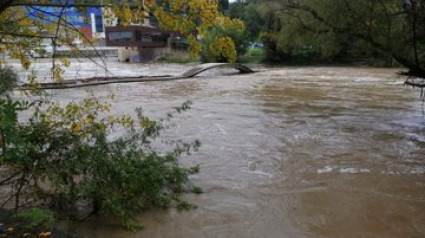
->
<box><xmin>1</xmin><ymin>67</ymin><xmax>201</xmax><ymax>233</ymax></box>
<box><xmin>0</xmin><ymin>208</ymin><xmax>81</xmax><ymax>238</ymax></box>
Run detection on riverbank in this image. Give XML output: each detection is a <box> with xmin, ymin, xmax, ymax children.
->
<box><xmin>0</xmin><ymin>209</ymin><xmax>81</xmax><ymax>238</ymax></box>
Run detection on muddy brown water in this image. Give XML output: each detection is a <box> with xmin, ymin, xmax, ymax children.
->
<box><xmin>29</xmin><ymin>65</ymin><xmax>425</xmax><ymax>237</ymax></box>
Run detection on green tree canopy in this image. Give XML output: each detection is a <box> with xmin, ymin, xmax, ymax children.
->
<box><xmin>248</xmin><ymin>0</ymin><xmax>425</xmax><ymax>78</ymax></box>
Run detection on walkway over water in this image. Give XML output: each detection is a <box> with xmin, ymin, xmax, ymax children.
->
<box><xmin>182</xmin><ymin>63</ymin><xmax>255</xmax><ymax>77</ymax></box>
<box><xmin>22</xmin><ymin>63</ymin><xmax>255</xmax><ymax>90</ymax></box>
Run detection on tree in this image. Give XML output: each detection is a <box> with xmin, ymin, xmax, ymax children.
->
<box><xmin>152</xmin><ymin>0</ymin><xmax>244</xmax><ymax>62</ymax></box>
<box><xmin>243</xmin><ymin>3</ymin><xmax>264</xmax><ymax>40</ymax></box>
<box><xmin>228</xmin><ymin>0</ymin><xmax>246</xmax><ymax>19</ymax></box>
<box><xmin>260</xmin><ymin>0</ymin><xmax>425</xmax><ymax>78</ymax></box>
<box><xmin>218</xmin><ymin>0</ymin><xmax>229</xmax><ymax>13</ymax></box>
<box><xmin>200</xmin><ymin>23</ymin><xmax>248</xmax><ymax>62</ymax></box>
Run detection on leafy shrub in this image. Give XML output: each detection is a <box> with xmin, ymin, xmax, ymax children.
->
<box><xmin>0</xmin><ymin>70</ymin><xmax>201</xmax><ymax>230</ymax></box>
<box><xmin>200</xmin><ymin>25</ymin><xmax>248</xmax><ymax>63</ymax></box>
<box><xmin>0</xmin><ymin>68</ymin><xmax>18</xmax><ymax>95</ymax></box>
<box><xmin>15</xmin><ymin>208</ymin><xmax>55</xmax><ymax>229</ymax></box>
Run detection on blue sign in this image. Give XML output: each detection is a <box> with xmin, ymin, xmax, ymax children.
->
<box><xmin>27</xmin><ymin>4</ymin><xmax>103</xmax><ymax>30</ymax></box>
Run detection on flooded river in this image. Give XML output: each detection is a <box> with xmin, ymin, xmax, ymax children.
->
<box><xmin>13</xmin><ymin>61</ymin><xmax>425</xmax><ymax>237</ymax></box>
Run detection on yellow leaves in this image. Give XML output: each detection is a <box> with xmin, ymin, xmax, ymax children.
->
<box><xmin>110</xmin><ymin>4</ymin><xmax>138</xmax><ymax>26</ymax></box>
<box><xmin>188</xmin><ymin>35</ymin><xmax>201</xmax><ymax>58</ymax></box>
<box><xmin>52</xmin><ymin>65</ymin><xmax>64</xmax><ymax>83</ymax></box>
<box><xmin>153</xmin><ymin>0</ymin><xmax>244</xmax><ymax>61</ymax></box>
<box><xmin>155</xmin><ymin>0</ymin><xmax>219</xmax><ymax>35</ymax></box>
<box><xmin>52</xmin><ymin>58</ymin><xmax>71</xmax><ymax>82</ymax></box>
<box><xmin>20</xmin><ymin>56</ymin><xmax>32</xmax><ymax>70</ymax></box>
<box><xmin>0</xmin><ymin>44</ymin><xmax>7</xmax><ymax>54</ymax></box>
<box><xmin>0</xmin><ymin>224</ymin><xmax>52</xmax><ymax>237</ymax></box>
<box><xmin>111</xmin><ymin>5</ymin><xmax>121</xmax><ymax>19</ymax></box>
<box><xmin>140</xmin><ymin>117</ymin><xmax>156</xmax><ymax>130</ymax></box>
<box><xmin>60</xmin><ymin>58</ymin><xmax>70</xmax><ymax>68</ymax></box>
<box><xmin>212</xmin><ymin>37</ymin><xmax>237</xmax><ymax>63</ymax></box>
<box><xmin>220</xmin><ymin>18</ymin><xmax>245</xmax><ymax>33</ymax></box>
<box><xmin>122</xmin><ymin>5</ymin><xmax>133</xmax><ymax>26</ymax></box>
<box><xmin>72</xmin><ymin>123</ymin><xmax>83</xmax><ymax>133</ymax></box>
<box><xmin>26</xmin><ymin>71</ymin><xmax>45</xmax><ymax>95</ymax></box>
<box><xmin>98</xmin><ymin>123</ymin><xmax>106</xmax><ymax>133</ymax></box>
<box><xmin>119</xmin><ymin>115</ymin><xmax>134</xmax><ymax>127</ymax></box>
<box><xmin>41</xmin><ymin>95</ymin><xmax>135</xmax><ymax>140</ymax></box>
<box><xmin>132</xmin><ymin>6</ymin><xmax>146</xmax><ymax>24</ymax></box>
<box><xmin>38</xmin><ymin>231</ymin><xmax>52</xmax><ymax>237</ymax></box>
<box><xmin>107</xmin><ymin>115</ymin><xmax>115</xmax><ymax>125</ymax></box>
<box><xmin>20</xmin><ymin>17</ymin><xmax>33</xmax><ymax>27</ymax></box>
<box><xmin>44</xmin><ymin>23</ymin><xmax>56</xmax><ymax>34</ymax></box>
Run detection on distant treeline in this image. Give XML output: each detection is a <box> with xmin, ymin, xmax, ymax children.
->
<box><xmin>227</xmin><ymin>0</ymin><xmax>425</xmax><ymax>76</ymax></box>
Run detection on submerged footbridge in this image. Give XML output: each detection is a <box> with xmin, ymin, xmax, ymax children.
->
<box><xmin>182</xmin><ymin>63</ymin><xmax>255</xmax><ymax>77</ymax></box>
<box><xmin>22</xmin><ymin>63</ymin><xmax>256</xmax><ymax>90</ymax></box>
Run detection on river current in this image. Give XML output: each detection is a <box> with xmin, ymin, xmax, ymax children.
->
<box><xmin>12</xmin><ymin>61</ymin><xmax>425</xmax><ymax>238</ymax></box>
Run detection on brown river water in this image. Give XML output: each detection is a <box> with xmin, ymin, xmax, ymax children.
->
<box><xmin>13</xmin><ymin>62</ymin><xmax>425</xmax><ymax>238</ymax></box>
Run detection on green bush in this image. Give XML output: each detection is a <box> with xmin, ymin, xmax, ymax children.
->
<box><xmin>200</xmin><ymin>25</ymin><xmax>249</xmax><ymax>63</ymax></box>
<box><xmin>0</xmin><ymin>69</ymin><xmax>201</xmax><ymax>230</ymax></box>
<box><xmin>0</xmin><ymin>68</ymin><xmax>18</xmax><ymax>95</ymax></box>
<box><xmin>15</xmin><ymin>208</ymin><xmax>55</xmax><ymax>229</ymax></box>
<box><xmin>239</xmin><ymin>48</ymin><xmax>264</xmax><ymax>64</ymax></box>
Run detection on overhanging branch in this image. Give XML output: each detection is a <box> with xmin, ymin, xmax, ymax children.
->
<box><xmin>280</xmin><ymin>2</ymin><xmax>425</xmax><ymax>79</ymax></box>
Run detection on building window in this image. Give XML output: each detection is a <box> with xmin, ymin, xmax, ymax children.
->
<box><xmin>151</xmin><ymin>33</ymin><xmax>166</xmax><ymax>43</ymax></box>
<box><xmin>141</xmin><ymin>35</ymin><xmax>152</xmax><ymax>43</ymax></box>
<box><xmin>108</xmin><ymin>31</ymin><xmax>133</xmax><ymax>42</ymax></box>
<box><xmin>135</xmin><ymin>31</ymin><xmax>153</xmax><ymax>42</ymax></box>
<box><xmin>95</xmin><ymin>15</ymin><xmax>104</xmax><ymax>32</ymax></box>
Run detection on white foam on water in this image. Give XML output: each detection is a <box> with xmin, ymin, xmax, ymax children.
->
<box><xmin>339</xmin><ymin>168</ymin><xmax>370</xmax><ymax>174</ymax></box>
<box><xmin>382</xmin><ymin>168</ymin><xmax>425</xmax><ymax>175</ymax></box>
<box><xmin>407</xmin><ymin>167</ymin><xmax>425</xmax><ymax>175</ymax></box>
<box><xmin>317</xmin><ymin>166</ymin><xmax>334</xmax><ymax>174</ymax></box>
<box><xmin>317</xmin><ymin>166</ymin><xmax>370</xmax><ymax>174</ymax></box>
<box><xmin>243</xmin><ymin>170</ymin><xmax>273</xmax><ymax>178</ymax></box>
